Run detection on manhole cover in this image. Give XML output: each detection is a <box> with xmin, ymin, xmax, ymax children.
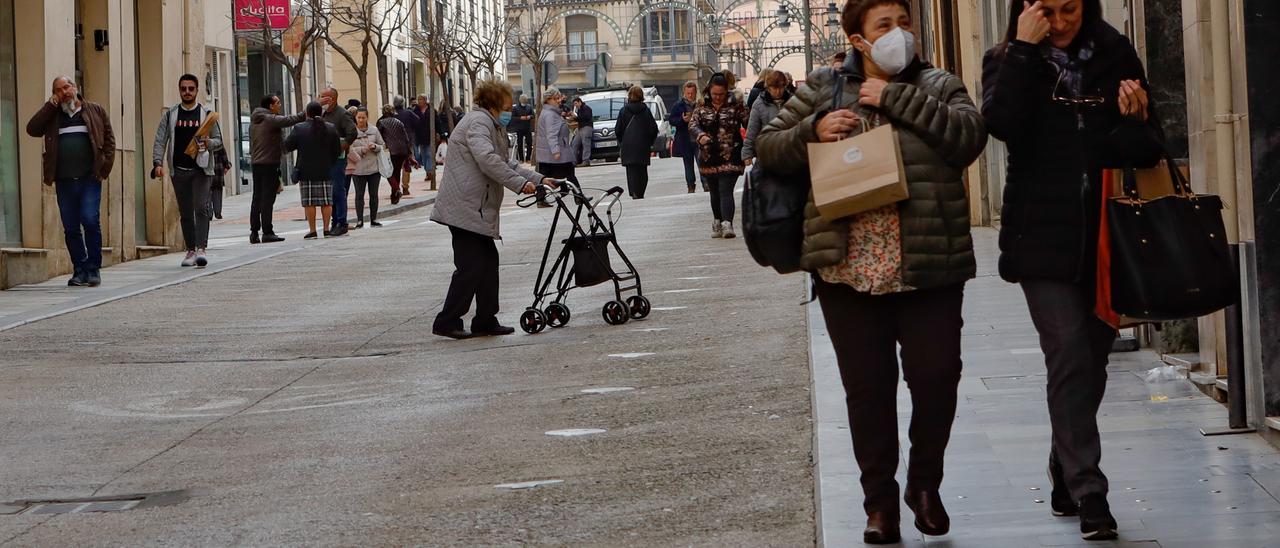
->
<box><xmin>3</xmin><ymin>490</ymin><xmax>187</xmax><ymax>515</ymax></box>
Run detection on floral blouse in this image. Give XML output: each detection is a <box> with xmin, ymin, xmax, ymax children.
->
<box><xmin>818</xmin><ymin>203</ymin><xmax>913</xmax><ymax>295</ymax></box>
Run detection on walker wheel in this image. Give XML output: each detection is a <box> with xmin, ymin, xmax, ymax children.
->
<box><xmin>602</xmin><ymin>300</ymin><xmax>631</xmax><ymax>326</ymax></box>
<box><xmin>520</xmin><ymin>308</ymin><xmax>547</xmax><ymax>334</ymax></box>
<box><xmin>545</xmin><ymin>303</ymin><xmax>571</xmax><ymax>328</ymax></box>
<box><xmin>626</xmin><ymin>296</ymin><xmax>651</xmax><ymax>320</ymax></box>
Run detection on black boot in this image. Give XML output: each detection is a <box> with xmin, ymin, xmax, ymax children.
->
<box><xmin>1078</xmin><ymin>494</ymin><xmax>1118</xmax><ymax>540</ymax></box>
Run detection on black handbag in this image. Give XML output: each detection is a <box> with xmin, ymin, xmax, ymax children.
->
<box><xmin>742</xmin><ymin>163</ymin><xmax>809</xmax><ymax>274</ymax></box>
<box><xmin>1106</xmin><ymin>154</ymin><xmax>1237</xmax><ymax>320</ymax></box>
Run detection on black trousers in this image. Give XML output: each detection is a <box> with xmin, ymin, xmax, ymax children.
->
<box><xmin>815</xmin><ymin>279</ymin><xmax>965</xmax><ymax>514</ymax></box>
<box><xmin>171</xmin><ymin>168</ymin><xmax>212</xmax><ymax>251</ymax></box>
<box><xmin>516</xmin><ymin>130</ymin><xmax>532</xmax><ymax>162</ymax></box>
<box><xmin>353</xmin><ymin>173</ymin><xmax>381</xmax><ymax>223</ymax></box>
<box><xmin>250</xmin><ymin>163</ymin><xmax>281</xmax><ymax>234</ymax></box>
<box><xmin>537</xmin><ymin>162</ymin><xmax>579</xmax><ymax>186</ymax></box>
<box><xmin>625</xmin><ymin>165</ymin><xmax>649</xmax><ymax>198</ymax></box>
<box><xmin>434</xmin><ymin>225</ymin><xmax>501</xmax><ymax>332</ymax></box>
<box><xmin>706</xmin><ymin>173</ymin><xmax>739</xmax><ymax>222</ymax></box>
<box><xmin>1021</xmin><ymin>280</ymin><xmax>1117</xmax><ymax>501</ymax></box>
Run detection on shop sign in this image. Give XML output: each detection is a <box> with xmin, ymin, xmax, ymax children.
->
<box><xmin>234</xmin><ymin>0</ymin><xmax>290</xmax><ymax>30</ymax></box>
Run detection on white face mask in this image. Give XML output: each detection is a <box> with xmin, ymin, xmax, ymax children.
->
<box><xmin>863</xmin><ymin>27</ymin><xmax>916</xmax><ymax>76</ymax></box>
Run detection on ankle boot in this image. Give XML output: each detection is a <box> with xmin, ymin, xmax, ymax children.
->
<box><xmin>863</xmin><ymin>510</ymin><xmax>901</xmax><ymax>545</ymax></box>
<box><xmin>904</xmin><ymin>489</ymin><xmax>950</xmax><ymax>536</ymax></box>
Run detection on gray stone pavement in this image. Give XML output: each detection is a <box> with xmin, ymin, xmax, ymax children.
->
<box><xmin>0</xmin><ymin>171</ymin><xmax>438</xmax><ymax>331</ymax></box>
<box><xmin>810</xmin><ymin>230</ymin><xmax>1280</xmax><ymax>547</ymax></box>
<box><xmin>0</xmin><ymin>159</ymin><xmax>815</xmax><ymax>546</ymax></box>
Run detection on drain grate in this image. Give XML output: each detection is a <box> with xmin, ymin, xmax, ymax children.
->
<box><xmin>3</xmin><ymin>490</ymin><xmax>187</xmax><ymax>516</ymax></box>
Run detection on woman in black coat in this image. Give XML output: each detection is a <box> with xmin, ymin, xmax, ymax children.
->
<box><xmin>981</xmin><ymin>0</ymin><xmax>1162</xmax><ymax>541</ymax></box>
<box><xmin>615</xmin><ymin>85</ymin><xmax>659</xmax><ymax>199</ymax></box>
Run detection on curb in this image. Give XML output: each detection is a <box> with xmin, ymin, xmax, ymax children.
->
<box><xmin>807</xmin><ymin>284</ymin><xmax>864</xmax><ymax>547</ymax></box>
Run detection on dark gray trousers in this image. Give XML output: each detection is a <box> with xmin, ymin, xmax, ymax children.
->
<box><xmin>171</xmin><ymin>168</ymin><xmax>213</xmax><ymax>251</ymax></box>
<box><xmin>1021</xmin><ymin>280</ymin><xmax>1118</xmax><ymax>501</ymax></box>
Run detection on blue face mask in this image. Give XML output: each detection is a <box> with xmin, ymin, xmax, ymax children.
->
<box><xmin>498</xmin><ymin>111</ymin><xmax>513</xmax><ymax>126</ymax></box>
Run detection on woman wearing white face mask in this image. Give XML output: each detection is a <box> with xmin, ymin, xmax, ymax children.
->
<box><xmin>756</xmin><ymin>0</ymin><xmax>987</xmax><ymax>544</ymax></box>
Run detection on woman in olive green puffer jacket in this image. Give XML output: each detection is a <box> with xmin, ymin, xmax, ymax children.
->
<box><xmin>754</xmin><ymin>1</ymin><xmax>986</xmax><ymax>543</ymax></box>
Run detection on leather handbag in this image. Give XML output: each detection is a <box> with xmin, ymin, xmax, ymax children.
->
<box><xmin>1105</xmin><ymin>152</ymin><xmax>1237</xmax><ymax>321</ymax></box>
<box><xmin>742</xmin><ymin>163</ymin><xmax>809</xmax><ymax>274</ymax></box>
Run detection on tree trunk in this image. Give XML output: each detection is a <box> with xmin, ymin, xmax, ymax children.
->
<box><xmin>377</xmin><ymin>53</ymin><xmax>391</xmax><ymax>106</ymax></box>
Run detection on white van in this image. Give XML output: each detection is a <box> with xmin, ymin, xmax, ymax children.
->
<box><xmin>580</xmin><ymin>87</ymin><xmax>671</xmax><ymax>163</ymax></box>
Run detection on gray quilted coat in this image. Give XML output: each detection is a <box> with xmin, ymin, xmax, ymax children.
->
<box><xmin>756</xmin><ymin>57</ymin><xmax>987</xmax><ymax>290</ymax></box>
<box><xmin>430</xmin><ymin>108</ymin><xmax>543</xmax><ymax>239</ymax></box>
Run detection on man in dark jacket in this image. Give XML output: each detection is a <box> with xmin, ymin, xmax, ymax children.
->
<box><xmin>510</xmin><ymin>96</ymin><xmax>535</xmax><ymax>162</ymax></box>
<box><xmin>668</xmin><ymin>81</ymin><xmax>703</xmax><ymax>193</ymax></box>
<box><xmin>412</xmin><ymin>95</ymin><xmax>436</xmax><ymax>186</ymax></box>
<box><xmin>248</xmin><ymin>94</ymin><xmax>305</xmax><ymax>244</ymax></box>
<box><xmin>319</xmin><ymin>87</ymin><xmax>357</xmax><ymax>235</ymax></box>
<box><xmin>569</xmin><ymin>97</ymin><xmax>594</xmax><ymax>166</ymax></box>
<box><xmin>392</xmin><ymin>95</ymin><xmax>420</xmax><ymax>196</ymax></box>
<box><xmin>25</xmin><ymin>76</ymin><xmax>115</xmax><ymax>287</ymax></box>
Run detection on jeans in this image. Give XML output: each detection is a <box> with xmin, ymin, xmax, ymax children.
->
<box><xmin>171</xmin><ymin>168</ymin><xmax>213</xmax><ymax>250</ymax></box>
<box><xmin>574</xmin><ymin>127</ymin><xmax>593</xmax><ymax>163</ymax></box>
<box><xmin>434</xmin><ymin>225</ymin><xmax>500</xmax><ymax>332</ymax></box>
<box><xmin>1021</xmin><ymin>280</ymin><xmax>1118</xmax><ymax>501</ymax></box>
<box><xmin>330</xmin><ymin>160</ymin><xmax>349</xmax><ymax>228</ymax></box>
<box><xmin>681</xmin><ymin>154</ymin><xmax>697</xmax><ymax>187</ymax></box>
<box><xmin>250</xmin><ymin>163</ymin><xmax>281</xmax><ymax>234</ymax></box>
<box><xmin>353</xmin><ymin>173</ymin><xmax>381</xmax><ymax>223</ymax></box>
<box><xmin>54</xmin><ymin>177</ymin><xmax>103</xmax><ymax>271</ymax></box>
<box><xmin>515</xmin><ymin>130</ymin><xmax>532</xmax><ymax>162</ymax></box>
<box><xmin>706</xmin><ymin>172</ymin><xmax>739</xmax><ymax>222</ymax></box>
<box><xmin>625</xmin><ymin>165</ymin><xmax>649</xmax><ymax>198</ymax></box>
<box><xmin>414</xmin><ymin>142</ymin><xmax>434</xmax><ymax>172</ymax></box>
<box><xmin>815</xmin><ymin>279</ymin><xmax>966</xmax><ymax>513</ymax></box>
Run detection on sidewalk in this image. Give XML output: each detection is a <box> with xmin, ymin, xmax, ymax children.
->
<box><xmin>0</xmin><ymin>171</ymin><xmax>438</xmax><ymax>332</ymax></box>
<box><xmin>809</xmin><ymin>228</ymin><xmax>1280</xmax><ymax>547</ymax></box>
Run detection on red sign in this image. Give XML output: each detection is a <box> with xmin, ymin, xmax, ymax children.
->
<box><xmin>234</xmin><ymin>0</ymin><xmax>290</xmax><ymax>30</ymax></box>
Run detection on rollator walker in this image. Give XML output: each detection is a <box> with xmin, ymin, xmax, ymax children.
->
<box><xmin>514</xmin><ymin>179</ymin><xmax>650</xmax><ymax>334</ymax></box>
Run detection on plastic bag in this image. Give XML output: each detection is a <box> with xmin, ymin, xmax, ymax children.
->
<box><xmin>1144</xmin><ymin>365</ymin><xmax>1184</xmax><ymax>402</ymax></box>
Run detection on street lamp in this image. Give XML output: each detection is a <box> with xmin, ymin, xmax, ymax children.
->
<box><xmin>776</xmin><ymin>4</ymin><xmax>790</xmax><ymax>31</ymax></box>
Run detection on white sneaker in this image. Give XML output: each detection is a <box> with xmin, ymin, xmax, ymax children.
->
<box><xmin>722</xmin><ymin>221</ymin><xmax>736</xmax><ymax>239</ymax></box>
<box><xmin>195</xmin><ymin>248</ymin><xmax>208</xmax><ymax>268</ymax></box>
<box><xmin>712</xmin><ymin>219</ymin><xmax>724</xmax><ymax>239</ymax></box>
<box><xmin>180</xmin><ymin>250</ymin><xmax>196</xmax><ymax>267</ymax></box>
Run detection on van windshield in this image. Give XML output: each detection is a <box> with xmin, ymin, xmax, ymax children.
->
<box><xmin>584</xmin><ymin>98</ymin><xmax>625</xmax><ymax>122</ymax></box>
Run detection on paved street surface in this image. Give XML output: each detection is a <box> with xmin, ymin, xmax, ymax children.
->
<box><xmin>3</xmin><ymin>159</ymin><xmax>1280</xmax><ymax>547</ymax></box>
<box><xmin>0</xmin><ymin>159</ymin><xmax>815</xmax><ymax>546</ymax></box>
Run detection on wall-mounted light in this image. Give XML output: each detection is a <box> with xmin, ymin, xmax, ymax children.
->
<box><xmin>94</xmin><ymin>29</ymin><xmax>109</xmax><ymax>51</ymax></box>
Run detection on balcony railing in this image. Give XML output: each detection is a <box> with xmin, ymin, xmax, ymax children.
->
<box><xmin>639</xmin><ymin>41</ymin><xmax>697</xmax><ymax>64</ymax></box>
<box><xmin>561</xmin><ymin>43</ymin><xmax>609</xmax><ymax>67</ymax></box>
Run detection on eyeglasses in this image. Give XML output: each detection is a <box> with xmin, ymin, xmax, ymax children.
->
<box><xmin>179</xmin><ymin>86</ymin><xmax>197</xmax><ymax>92</ymax></box>
<box><xmin>1051</xmin><ymin>65</ymin><xmax>1103</xmax><ymax>108</ymax></box>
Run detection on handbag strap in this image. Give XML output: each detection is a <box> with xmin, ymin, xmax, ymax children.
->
<box><xmin>1120</xmin><ymin>101</ymin><xmax>1194</xmax><ymax>200</ymax></box>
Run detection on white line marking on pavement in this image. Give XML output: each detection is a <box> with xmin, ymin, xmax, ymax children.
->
<box><xmin>677</xmin><ymin>276</ymin><xmax>711</xmax><ymax>280</ymax></box>
<box><xmin>662</xmin><ymin>288</ymin><xmax>703</xmax><ymax>294</ymax></box>
<box><xmin>608</xmin><ymin>353</ymin><xmax>654</xmax><ymax>359</ymax></box>
<box><xmin>501</xmin><ymin>210</ymin><xmax>527</xmax><ymax>217</ymax></box>
<box><xmin>688</xmin><ymin>265</ymin><xmax>723</xmax><ymax>269</ymax></box>
<box><xmin>580</xmin><ymin>387</ymin><xmax>635</xmax><ymax>394</ymax></box>
<box><xmin>545</xmin><ymin>428</ymin><xmax>607</xmax><ymax>437</ymax></box>
<box><xmin>1010</xmin><ymin>348</ymin><xmax>1044</xmax><ymax>355</ymax></box>
<box><xmin>651</xmin><ymin>306</ymin><xmax>686</xmax><ymax>311</ymax></box>
<box><xmin>495</xmin><ymin>479</ymin><xmax>565</xmax><ymax>490</ymax></box>
<box><xmin>632</xmin><ymin>327</ymin><xmax>670</xmax><ymax>332</ymax></box>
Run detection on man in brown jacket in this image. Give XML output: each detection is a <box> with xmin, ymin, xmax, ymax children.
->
<box><xmin>25</xmin><ymin>76</ymin><xmax>115</xmax><ymax>287</ymax></box>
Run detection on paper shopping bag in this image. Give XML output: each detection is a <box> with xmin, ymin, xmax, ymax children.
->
<box><xmin>806</xmin><ymin>124</ymin><xmax>908</xmax><ymax>221</ymax></box>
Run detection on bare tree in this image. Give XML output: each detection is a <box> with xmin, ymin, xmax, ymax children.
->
<box><xmin>405</xmin><ymin>1</ymin><xmax>463</xmax><ymax>149</ymax></box>
<box><xmin>506</xmin><ymin>3</ymin><xmax>564</xmax><ymax>114</ymax></box>
<box><xmin>470</xmin><ymin>16</ymin><xmax>513</xmax><ymax>82</ymax></box>
<box><xmin>245</xmin><ymin>0</ymin><xmax>328</xmax><ymax>109</ymax></box>
<box><xmin>327</xmin><ymin>0</ymin><xmax>418</xmax><ymax>106</ymax></box>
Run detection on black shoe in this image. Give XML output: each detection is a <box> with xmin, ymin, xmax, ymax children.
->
<box><xmin>904</xmin><ymin>489</ymin><xmax>950</xmax><ymax>536</ymax></box>
<box><xmin>67</xmin><ymin>269</ymin><xmax>90</xmax><ymax>287</ymax></box>
<box><xmin>370</xmin><ymin>221</ymin><xmax>382</xmax><ymax>227</ymax></box>
<box><xmin>862</xmin><ymin>511</ymin><xmax>901</xmax><ymax>545</ymax></box>
<box><xmin>305</xmin><ymin>232</ymin><xmax>319</xmax><ymax>239</ymax></box>
<box><xmin>331</xmin><ymin>225</ymin><xmax>349</xmax><ymax>236</ymax></box>
<box><xmin>1049</xmin><ymin>462</ymin><xmax>1079</xmax><ymax>517</ymax></box>
<box><xmin>250</xmin><ymin>232</ymin><xmax>261</xmax><ymax>244</ymax></box>
<box><xmin>1078</xmin><ymin>494</ymin><xmax>1118</xmax><ymax>540</ymax></box>
<box><xmin>432</xmin><ymin>328</ymin><xmax>473</xmax><ymax>340</ymax></box>
<box><xmin>472</xmin><ymin>324</ymin><xmax>516</xmax><ymax>337</ymax></box>
<box><xmin>262</xmin><ymin>233</ymin><xmax>286</xmax><ymax>243</ymax></box>
<box><xmin>354</xmin><ymin>222</ymin><xmax>364</xmax><ymax>229</ymax></box>
<box><xmin>86</xmin><ymin>269</ymin><xmax>101</xmax><ymax>287</ymax></box>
